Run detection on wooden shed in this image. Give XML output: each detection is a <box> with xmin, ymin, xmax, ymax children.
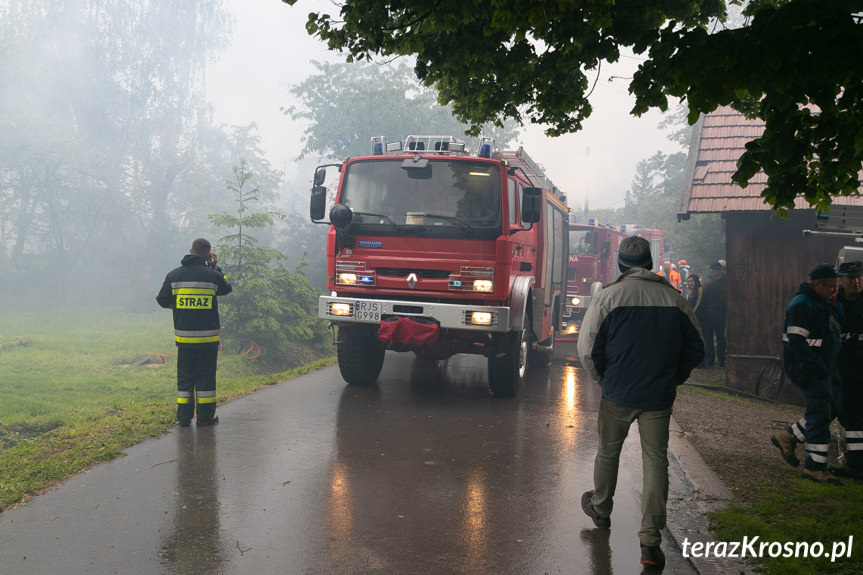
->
<box><xmin>678</xmin><ymin>106</ymin><xmax>863</xmax><ymax>404</ymax></box>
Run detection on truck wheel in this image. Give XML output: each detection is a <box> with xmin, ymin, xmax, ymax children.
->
<box><xmin>337</xmin><ymin>325</ymin><xmax>385</xmax><ymax>385</ymax></box>
<box><xmin>488</xmin><ymin>325</ymin><xmax>528</xmax><ymax>397</ymax></box>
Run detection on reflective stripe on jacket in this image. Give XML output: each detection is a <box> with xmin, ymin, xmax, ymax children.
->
<box><xmin>782</xmin><ymin>282</ymin><xmax>840</xmax><ymax>386</ymax></box>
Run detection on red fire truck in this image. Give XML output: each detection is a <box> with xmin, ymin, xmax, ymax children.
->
<box><xmin>310</xmin><ymin>136</ymin><xmax>570</xmax><ymax>396</ymax></box>
<box><xmin>557</xmin><ymin>220</ymin><xmax>663</xmax><ymax>342</ymax></box>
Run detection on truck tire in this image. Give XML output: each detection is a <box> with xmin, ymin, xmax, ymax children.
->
<box><xmin>488</xmin><ymin>325</ymin><xmax>528</xmax><ymax>397</ymax></box>
<box><xmin>337</xmin><ymin>325</ymin><xmax>385</xmax><ymax>385</ymax></box>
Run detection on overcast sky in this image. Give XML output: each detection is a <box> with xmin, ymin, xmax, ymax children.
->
<box><xmin>206</xmin><ymin>0</ymin><xmax>683</xmax><ymax>211</ymax></box>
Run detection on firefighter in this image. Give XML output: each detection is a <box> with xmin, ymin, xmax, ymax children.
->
<box><xmin>157</xmin><ymin>238</ymin><xmax>232</xmax><ymax>427</ymax></box>
<box><xmin>662</xmin><ymin>259</ymin><xmax>682</xmax><ymax>293</ymax></box>
<box><xmin>771</xmin><ymin>263</ymin><xmax>842</xmax><ymax>484</ymax></box>
<box><xmin>834</xmin><ymin>260</ymin><xmax>863</xmax><ymax>478</ymax></box>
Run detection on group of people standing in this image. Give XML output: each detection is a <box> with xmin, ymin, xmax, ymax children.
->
<box><xmin>771</xmin><ymin>261</ymin><xmax>863</xmax><ymax>484</ymax></box>
<box><xmin>668</xmin><ymin>259</ymin><xmax>727</xmax><ymax>368</ymax></box>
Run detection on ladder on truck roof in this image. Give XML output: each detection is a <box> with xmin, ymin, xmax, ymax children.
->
<box><xmin>497</xmin><ymin>147</ymin><xmax>564</xmax><ymax>201</ymax></box>
<box><xmin>803</xmin><ymin>204</ymin><xmax>863</xmax><ymax>242</ymax></box>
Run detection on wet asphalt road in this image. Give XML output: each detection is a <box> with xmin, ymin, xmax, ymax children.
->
<box><xmin>0</xmin><ymin>351</ymin><xmax>697</xmax><ymax>575</ymax></box>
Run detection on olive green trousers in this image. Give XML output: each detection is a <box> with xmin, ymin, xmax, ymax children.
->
<box><xmin>591</xmin><ymin>397</ymin><xmax>672</xmax><ymax>547</ymax></box>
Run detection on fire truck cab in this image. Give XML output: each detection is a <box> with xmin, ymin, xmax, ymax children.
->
<box><xmin>310</xmin><ymin>136</ymin><xmax>569</xmax><ymax>396</ymax></box>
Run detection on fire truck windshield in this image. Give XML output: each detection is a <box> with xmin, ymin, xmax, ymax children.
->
<box><xmin>570</xmin><ymin>230</ymin><xmax>595</xmax><ymax>254</ymax></box>
<box><xmin>340</xmin><ymin>159</ymin><xmax>501</xmax><ymax>231</ymax></box>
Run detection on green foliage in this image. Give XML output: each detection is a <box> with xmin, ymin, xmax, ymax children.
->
<box><xmin>289</xmin><ymin>0</ymin><xmax>718</xmax><ymax>135</ymax></box>
<box><xmin>211</xmin><ymin>161</ymin><xmax>328</xmax><ymax>351</ymax></box>
<box><xmin>589</xmin><ymin>150</ymin><xmax>724</xmax><ymax>274</ymax></box>
<box><xmin>283</xmin><ymin>60</ymin><xmax>521</xmax><ymax>161</ymax></box>
<box><xmin>633</xmin><ymin>0</ymin><xmax>863</xmax><ymax>215</ymax></box>
<box><xmin>288</xmin><ymin>0</ymin><xmax>863</xmax><ymax>213</ymax></box>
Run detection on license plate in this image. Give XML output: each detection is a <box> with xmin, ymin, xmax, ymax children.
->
<box><xmin>355</xmin><ymin>300</ymin><xmax>381</xmax><ymax>322</ymax></box>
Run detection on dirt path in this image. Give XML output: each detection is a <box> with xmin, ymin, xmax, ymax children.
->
<box><xmin>673</xmin><ymin>369</ymin><xmax>805</xmax><ymax>504</ymax></box>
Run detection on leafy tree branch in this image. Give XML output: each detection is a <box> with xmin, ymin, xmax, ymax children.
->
<box><xmin>283</xmin><ymin>0</ymin><xmax>863</xmax><ymax>213</ymax></box>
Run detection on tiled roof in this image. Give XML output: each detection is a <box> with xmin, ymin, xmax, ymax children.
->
<box><xmin>679</xmin><ymin>105</ymin><xmax>863</xmax><ymax>215</ymax></box>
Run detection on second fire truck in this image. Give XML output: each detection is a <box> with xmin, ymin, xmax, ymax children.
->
<box><xmin>557</xmin><ymin>219</ymin><xmax>663</xmax><ymax>342</ymax></box>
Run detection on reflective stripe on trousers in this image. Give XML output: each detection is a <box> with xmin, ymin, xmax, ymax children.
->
<box><xmin>174</xmin><ymin>329</ymin><xmax>220</xmax><ymax>345</ymax></box>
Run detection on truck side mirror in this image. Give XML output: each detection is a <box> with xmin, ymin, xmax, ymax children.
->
<box><xmin>313</xmin><ymin>168</ymin><xmax>326</xmax><ymax>186</ymax></box>
<box><xmin>601</xmin><ymin>240</ymin><xmax>611</xmax><ymax>260</ymax></box>
<box><xmin>310</xmin><ymin>185</ymin><xmax>327</xmax><ymax>221</ymax></box>
<box><xmin>522</xmin><ymin>187</ymin><xmax>542</xmax><ymax>224</ymax></box>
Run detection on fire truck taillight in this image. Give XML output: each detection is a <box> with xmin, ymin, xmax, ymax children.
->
<box><xmin>329</xmin><ymin>302</ymin><xmax>352</xmax><ymax>317</ymax></box>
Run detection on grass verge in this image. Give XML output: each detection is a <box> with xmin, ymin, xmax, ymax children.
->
<box><xmin>0</xmin><ymin>306</ymin><xmax>335</xmax><ymax>511</ymax></box>
<box><xmin>0</xmin><ymin>357</ymin><xmax>335</xmax><ymax>511</ymax></box>
<box><xmin>709</xmin><ymin>480</ymin><xmax>862</xmax><ymax>575</ymax></box>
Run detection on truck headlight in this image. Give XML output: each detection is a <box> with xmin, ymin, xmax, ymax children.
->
<box><xmin>571</xmin><ymin>297</ymin><xmax>581</xmax><ymax>306</ymax></box>
<box><xmin>473</xmin><ymin>279</ymin><xmax>493</xmax><ymax>292</ymax></box>
<box><xmin>329</xmin><ymin>303</ymin><xmax>352</xmax><ymax>316</ymax></box>
<box><xmin>469</xmin><ymin>311</ymin><xmax>494</xmax><ymax>326</ymax></box>
<box><xmin>337</xmin><ymin>273</ymin><xmax>357</xmax><ymax>285</ymax></box>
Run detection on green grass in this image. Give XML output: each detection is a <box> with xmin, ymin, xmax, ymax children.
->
<box><xmin>709</xmin><ymin>480</ymin><xmax>863</xmax><ymax>574</ymax></box>
<box><xmin>0</xmin><ymin>306</ymin><xmax>334</xmax><ymax>511</ymax></box>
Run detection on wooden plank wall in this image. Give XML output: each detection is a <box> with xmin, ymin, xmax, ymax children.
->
<box><xmin>724</xmin><ymin>210</ymin><xmax>855</xmax><ymax>404</ymax></box>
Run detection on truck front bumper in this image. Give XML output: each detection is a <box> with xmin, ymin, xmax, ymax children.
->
<box><xmin>318</xmin><ymin>295</ymin><xmax>511</xmax><ymax>333</ymax></box>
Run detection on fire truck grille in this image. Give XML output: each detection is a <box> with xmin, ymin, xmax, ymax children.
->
<box><xmin>376</xmin><ymin>268</ymin><xmax>450</xmax><ymax>279</ymax></box>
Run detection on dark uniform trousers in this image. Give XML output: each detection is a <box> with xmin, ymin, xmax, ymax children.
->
<box><xmin>835</xmin><ymin>290</ymin><xmax>863</xmax><ymax>471</ymax></box>
<box><xmin>799</xmin><ymin>377</ymin><xmax>843</xmax><ymax>470</ymax></box>
<box><xmin>783</xmin><ymin>283</ymin><xmax>842</xmax><ymax>471</ymax></box>
<box><xmin>177</xmin><ymin>345</ymin><xmax>219</xmax><ymax>423</ymax></box>
<box><xmin>839</xmin><ymin>363</ymin><xmax>863</xmax><ymax>470</ymax></box>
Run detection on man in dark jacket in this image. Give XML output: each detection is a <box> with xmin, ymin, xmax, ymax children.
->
<box><xmin>702</xmin><ymin>261</ymin><xmax>727</xmax><ymax>367</ymax></box>
<box><xmin>834</xmin><ymin>261</ymin><xmax>863</xmax><ymax>477</ymax></box>
<box><xmin>577</xmin><ymin>236</ymin><xmax>704</xmax><ymax>570</ymax></box>
<box><xmin>771</xmin><ymin>263</ymin><xmax>842</xmax><ymax>484</ymax></box>
<box><xmin>157</xmin><ymin>238</ymin><xmax>232</xmax><ymax>427</ymax></box>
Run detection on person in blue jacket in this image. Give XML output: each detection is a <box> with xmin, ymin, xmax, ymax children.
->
<box><xmin>771</xmin><ymin>263</ymin><xmax>842</xmax><ymax>485</ymax></box>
